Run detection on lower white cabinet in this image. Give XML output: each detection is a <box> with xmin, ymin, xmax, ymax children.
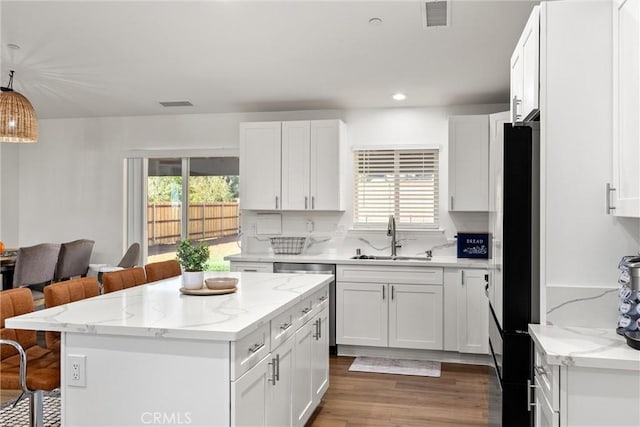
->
<box><xmin>230</xmin><ymin>261</ymin><xmax>273</xmax><ymax>273</ymax></box>
<box><xmin>336</xmin><ymin>281</ymin><xmax>443</xmax><ymax>350</ymax></box>
<box><xmin>231</xmin><ymin>354</ymin><xmax>270</xmax><ymax>427</ymax></box>
<box><xmin>293</xmin><ymin>318</ymin><xmax>314</xmax><ymax>425</ymax></box>
<box><xmin>232</xmin><ymin>285</ymin><xmax>329</xmax><ymax>427</ymax></box>
<box><xmin>443</xmin><ymin>268</ymin><xmax>489</xmax><ymax>354</ymax></box>
<box><xmin>532</xmin><ymin>342</ymin><xmax>640</xmax><ymax>427</ymax></box>
<box><xmin>267</xmin><ymin>335</ymin><xmax>295</xmax><ymax>427</ymax></box>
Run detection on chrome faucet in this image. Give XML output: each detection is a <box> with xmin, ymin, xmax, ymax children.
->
<box><xmin>387</xmin><ymin>215</ymin><xmax>401</xmax><ymax>257</ymax></box>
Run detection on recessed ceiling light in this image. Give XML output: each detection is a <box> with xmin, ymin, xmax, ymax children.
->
<box><xmin>392</xmin><ymin>93</ymin><xmax>407</xmax><ymax>101</ymax></box>
<box><xmin>369</xmin><ymin>17</ymin><xmax>383</xmax><ymax>26</ymax></box>
<box><xmin>7</xmin><ymin>44</ymin><xmax>20</xmax><ymax>50</ymax></box>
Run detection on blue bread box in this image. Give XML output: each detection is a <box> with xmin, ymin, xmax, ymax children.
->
<box><xmin>456</xmin><ymin>233</ymin><xmax>490</xmax><ymax>259</ymax></box>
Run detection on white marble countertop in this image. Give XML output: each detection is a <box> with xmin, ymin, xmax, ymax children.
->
<box><xmin>227</xmin><ymin>253</ymin><xmax>489</xmax><ymax>268</ymax></box>
<box><xmin>529</xmin><ymin>324</ymin><xmax>640</xmax><ymax>371</ymax></box>
<box><xmin>6</xmin><ymin>272</ymin><xmax>332</xmax><ymax>342</ymax></box>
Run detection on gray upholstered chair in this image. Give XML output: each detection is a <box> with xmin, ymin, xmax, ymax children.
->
<box><xmin>12</xmin><ymin>243</ymin><xmax>61</xmax><ymax>302</ymax></box>
<box><xmin>54</xmin><ymin>239</ymin><xmax>95</xmax><ymax>281</ymax></box>
<box><xmin>117</xmin><ymin>242</ymin><xmax>140</xmax><ymax>268</ymax></box>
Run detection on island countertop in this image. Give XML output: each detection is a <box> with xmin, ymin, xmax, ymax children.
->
<box><xmin>6</xmin><ymin>272</ymin><xmax>332</xmax><ymax>342</ymax></box>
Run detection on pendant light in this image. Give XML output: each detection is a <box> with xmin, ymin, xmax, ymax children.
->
<box><xmin>0</xmin><ymin>70</ymin><xmax>38</xmax><ymax>143</ymax></box>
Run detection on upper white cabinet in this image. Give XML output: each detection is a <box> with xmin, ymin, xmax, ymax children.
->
<box><xmin>511</xmin><ymin>6</ymin><xmax>540</xmax><ymax>123</ymax></box>
<box><xmin>448</xmin><ymin>115</ymin><xmax>490</xmax><ymax>212</ymax></box>
<box><xmin>240</xmin><ymin>122</ymin><xmax>282</xmax><ymax>210</ymax></box>
<box><xmin>611</xmin><ymin>0</ymin><xmax>640</xmax><ymax>217</ymax></box>
<box><xmin>240</xmin><ymin>120</ymin><xmax>344</xmax><ymax>211</ymax></box>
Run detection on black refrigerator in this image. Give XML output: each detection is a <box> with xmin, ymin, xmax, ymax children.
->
<box><xmin>488</xmin><ymin>123</ymin><xmax>540</xmax><ymax>426</ymax></box>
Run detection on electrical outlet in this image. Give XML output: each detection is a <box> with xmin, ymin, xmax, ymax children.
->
<box><xmin>68</xmin><ymin>354</ymin><xmax>86</xmax><ymax>387</ymax></box>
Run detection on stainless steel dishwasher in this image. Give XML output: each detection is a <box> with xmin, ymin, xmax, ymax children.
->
<box><xmin>273</xmin><ymin>262</ymin><xmax>336</xmax><ymax>354</ymax></box>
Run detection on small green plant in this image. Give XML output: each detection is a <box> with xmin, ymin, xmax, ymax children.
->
<box><xmin>176</xmin><ymin>239</ymin><xmax>210</xmax><ymax>272</ymax></box>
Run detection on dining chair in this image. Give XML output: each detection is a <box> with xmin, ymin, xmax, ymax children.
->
<box><xmin>54</xmin><ymin>239</ymin><xmax>95</xmax><ymax>281</ymax></box>
<box><xmin>43</xmin><ymin>277</ymin><xmax>100</xmax><ymax>352</ymax></box>
<box><xmin>0</xmin><ymin>288</ymin><xmax>60</xmax><ymax>427</ymax></box>
<box><xmin>12</xmin><ymin>243</ymin><xmax>61</xmax><ymax>303</ymax></box>
<box><xmin>102</xmin><ymin>267</ymin><xmax>147</xmax><ymax>294</ymax></box>
<box><xmin>117</xmin><ymin>242</ymin><xmax>141</xmax><ymax>268</ymax></box>
<box><xmin>144</xmin><ymin>259</ymin><xmax>182</xmax><ymax>283</ymax></box>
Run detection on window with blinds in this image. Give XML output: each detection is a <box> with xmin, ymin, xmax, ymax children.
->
<box><xmin>353</xmin><ymin>149</ymin><xmax>439</xmax><ymax>229</ymax></box>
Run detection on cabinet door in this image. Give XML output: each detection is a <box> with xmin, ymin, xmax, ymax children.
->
<box><xmin>510</xmin><ymin>47</ymin><xmax>524</xmax><ymax>123</ymax></box>
<box><xmin>612</xmin><ymin>0</ymin><xmax>640</xmax><ymax>217</ymax></box>
<box><xmin>389</xmin><ymin>284</ymin><xmax>443</xmax><ymax>350</ymax></box>
<box><xmin>310</xmin><ymin>120</ymin><xmax>342</xmax><ymax>210</ymax></box>
<box><xmin>240</xmin><ymin>122</ymin><xmax>282</xmax><ymax>210</ymax></box>
<box><xmin>534</xmin><ymin>378</ymin><xmax>560</xmax><ymax>427</ymax></box>
<box><xmin>231</xmin><ymin>354</ymin><xmax>270</xmax><ymax>427</ymax></box>
<box><xmin>292</xmin><ymin>320</ymin><xmax>314</xmax><ymax>427</ymax></box>
<box><xmin>311</xmin><ymin>307</ymin><xmax>329</xmax><ymax>403</ymax></box>
<box><xmin>336</xmin><ymin>282</ymin><xmax>388</xmax><ymax>347</ymax></box>
<box><xmin>267</xmin><ymin>335</ymin><xmax>294</xmax><ymax>427</ymax></box>
<box><xmin>448</xmin><ymin>115</ymin><xmax>489</xmax><ymax>212</ymax></box>
<box><xmin>281</xmin><ymin>121</ymin><xmax>311</xmax><ymax>210</ymax></box>
<box><xmin>520</xmin><ymin>7</ymin><xmax>540</xmax><ymax>120</ymax></box>
<box><xmin>457</xmin><ymin>270</ymin><xmax>489</xmax><ymax>354</ymax></box>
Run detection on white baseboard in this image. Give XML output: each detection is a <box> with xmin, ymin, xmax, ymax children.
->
<box><xmin>337</xmin><ymin>345</ymin><xmax>492</xmax><ymax>366</ymax></box>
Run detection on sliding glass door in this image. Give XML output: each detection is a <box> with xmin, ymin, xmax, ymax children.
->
<box><xmin>145</xmin><ymin>157</ymin><xmax>240</xmax><ymax>270</ymax></box>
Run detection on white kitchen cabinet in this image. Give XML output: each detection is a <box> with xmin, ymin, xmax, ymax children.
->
<box><xmin>448</xmin><ymin>115</ymin><xmax>489</xmax><ymax>212</ymax></box>
<box><xmin>388</xmin><ymin>284</ymin><xmax>443</xmax><ymax>350</ymax></box>
<box><xmin>239</xmin><ymin>122</ymin><xmax>282</xmax><ymax>210</ymax></box>
<box><xmin>241</xmin><ymin>120</ymin><xmax>344</xmax><ymax>212</ymax></box>
<box><xmin>229</xmin><ymin>261</ymin><xmax>273</xmax><ymax>273</ymax></box>
<box><xmin>443</xmin><ymin>268</ymin><xmax>490</xmax><ymax>354</ymax></box>
<box><xmin>231</xmin><ymin>354</ymin><xmax>270</xmax><ymax>427</ymax></box>
<box><xmin>511</xmin><ymin>6</ymin><xmax>540</xmax><ymax>123</ymax></box>
<box><xmin>531</xmin><ymin>337</ymin><xmax>640</xmax><ymax>427</ymax></box>
<box><xmin>456</xmin><ymin>269</ymin><xmax>489</xmax><ymax>354</ymax></box>
<box><xmin>266</xmin><ymin>334</ymin><xmax>294</xmax><ymax>427</ymax></box>
<box><xmin>336</xmin><ymin>265</ymin><xmax>444</xmax><ymax>351</ymax></box>
<box><xmin>336</xmin><ymin>282</ymin><xmax>388</xmax><ymax>347</ymax></box>
<box><xmin>611</xmin><ymin>0</ymin><xmax>640</xmax><ymax>217</ymax></box>
<box><xmin>311</xmin><ymin>306</ymin><xmax>330</xmax><ymax>402</ymax></box>
<box><xmin>292</xmin><ymin>316</ymin><xmax>314</xmax><ymax>426</ymax></box>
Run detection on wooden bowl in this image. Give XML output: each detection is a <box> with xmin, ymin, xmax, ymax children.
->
<box><xmin>204</xmin><ymin>277</ymin><xmax>239</xmax><ymax>291</ymax></box>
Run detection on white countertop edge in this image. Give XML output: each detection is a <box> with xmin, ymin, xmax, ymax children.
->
<box><xmin>6</xmin><ymin>275</ymin><xmax>332</xmax><ymax>342</ymax></box>
<box><xmin>227</xmin><ymin>253</ymin><xmax>489</xmax><ymax>268</ymax></box>
<box><xmin>529</xmin><ymin>324</ymin><xmax>640</xmax><ymax>371</ymax></box>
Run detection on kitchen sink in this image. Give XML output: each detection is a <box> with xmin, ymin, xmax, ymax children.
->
<box><xmin>350</xmin><ymin>255</ymin><xmax>431</xmax><ymax>261</ymax></box>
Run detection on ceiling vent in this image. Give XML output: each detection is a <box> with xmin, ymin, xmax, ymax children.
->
<box><xmin>422</xmin><ymin>0</ymin><xmax>450</xmax><ymax>28</ymax></box>
<box><xmin>159</xmin><ymin>101</ymin><xmax>193</xmax><ymax>107</ymax></box>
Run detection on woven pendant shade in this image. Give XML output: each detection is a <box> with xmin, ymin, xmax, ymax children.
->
<box><xmin>0</xmin><ymin>71</ymin><xmax>38</xmax><ymax>143</ymax></box>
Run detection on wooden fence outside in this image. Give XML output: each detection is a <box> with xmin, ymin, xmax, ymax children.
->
<box><xmin>147</xmin><ymin>202</ymin><xmax>239</xmax><ymax>245</ymax></box>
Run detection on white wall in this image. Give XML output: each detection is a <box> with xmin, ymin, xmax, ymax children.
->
<box><xmin>0</xmin><ymin>104</ymin><xmax>507</xmax><ymax>264</ymax></box>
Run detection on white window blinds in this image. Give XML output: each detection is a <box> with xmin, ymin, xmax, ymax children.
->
<box><xmin>353</xmin><ymin>148</ymin><xmax>439</xmax><ymax>229</ymax></box>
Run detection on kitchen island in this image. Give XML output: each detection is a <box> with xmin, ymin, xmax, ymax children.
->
<box><xmin>6</xmin><ymin>272</ymin><xmax>332</xmax><ymax>427</ymax></box>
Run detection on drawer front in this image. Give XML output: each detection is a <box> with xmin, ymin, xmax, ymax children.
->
<box><xmin>534</xmin><ymin>347</ymin><xmax>560</xmax><ymax>411</ymax></box>
<box><xmin>295</xmin><ymin>296</ymin><xmax>315</xmax><ymax>327</ymax></box>
<box><xmin>231</xmin><ymin>323</ymin><xmax>271</xmax><ymax>380</ymax></box>
<box><xmin>271</xmin><ymin>306</ymin><xmax>296</xmax><ymax>350</ymax></box>
<box><xmin>230</xmin><ymin>262</ymin><xmax>273</xmax><ymax>273</ymax></box>
<box><xmin>337</xmin><ymin>265</ymin><xmax>443</xmax><ymax>285</ymax></box>
<box><xmin>311</xmin><ymin>286</ymin><xmax>329</xmax><ymax>310</ymax></box>
<box><xmin>535</xmin><ymin>375</ymin><xmax>560</xmax><ymax>427</ymax></box>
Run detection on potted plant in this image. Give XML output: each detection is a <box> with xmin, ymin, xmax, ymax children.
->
<box><xmin>176</xmin><ymin>239</ymin><xmax>210</xmax><ymax>289</ymax></box>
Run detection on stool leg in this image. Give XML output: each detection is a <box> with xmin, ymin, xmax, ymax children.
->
<box><xmin>29</xmin><ymin>390</ymin><xmax>44</xmax><ymax>427</ymax></box>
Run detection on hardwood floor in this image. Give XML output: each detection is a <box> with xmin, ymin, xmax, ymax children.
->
<box><xmin>308</xmin><ymin>356</ymin><xmax>490</xmax><ymax>427</ymax></box>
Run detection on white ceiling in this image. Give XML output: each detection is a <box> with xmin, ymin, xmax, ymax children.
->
<box><xmin>1</xmin><ymin>0</ymin><xmax>538</xmax><ymax>120</ymax></box>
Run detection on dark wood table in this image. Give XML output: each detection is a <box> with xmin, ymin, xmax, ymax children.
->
<box><xmin>1</xmin><ymin>251</ymin><xmax>17</xmax><ymax>291</ymax></box>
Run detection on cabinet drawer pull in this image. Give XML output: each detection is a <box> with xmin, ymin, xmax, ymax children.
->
<box><xmin>382</xmin><ymin>285</ymin><xmax>385</xmax><ymax>300</ymax></box>
<box><xmin>280</xmin><ymin>322</ymin><xmax>292</xmax><ymax>331</ymax></box>
<box><xmin>275</xmin><ymin>353</ymin><xmax>280</xmax><ymax>381</ymax></box>
<box><xmin>275</xmin><ymin>196</ymin><xmax>279</xmax><ymax>209</ymax></box>
<box><xmin>527</xmin><ymin>379</ymin><xmax>537</xmax><ymax>412</ymax></box>
<box><xmin>391</xmin><ymin>285</ymin><xmax>395</xmax><ymax>300</ymax></box>
<box><xmin>312</xmin><ymin>196</ymin><xmax>315</xmax><ymax>209</ymax></box>
<box><xmin>461</xmin><ymin>270</ymin><xmax>465</xmax><ymax>286</ymax></box>
<box><xmin>244</xmin><ymin>269</ymin><xmax>258</xmax><ymax>272</ymax></box>
<box><xmin>318</xmin><ymin>317</ymin><xmax>322</xmax><ymax>339</ymax></box>
<box><xmin>318</xmin><ymin>295</ymin><xmax>327</xmax><ymax>302</ymax></box>
<box><xmin>606</xmin><ymin>183</ymin><xmax>616</xmax><ymax>214</ymax></box>
<box><xmin>301</xmin><ymin>307</ymin><xmax>312</xmax><ymax>314</ymax></box>
<box><xmin>305</xmin><ymin>196</ymin><xmax>308</xmax><ymax>210</ymax></box>
<box><xmin>268</xmin><ymin>357</ymin><xmax>277</xmax><ymax>386</ymax></box>
<box><xmin>534</xmin><ymin>365</ymin><xmax>548</xmax><ymax>377</ymax></box>
<box><xmin>248</xmin><ymin>343</ymin><xmax>264</xmax><ymax>354</ymax></box>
